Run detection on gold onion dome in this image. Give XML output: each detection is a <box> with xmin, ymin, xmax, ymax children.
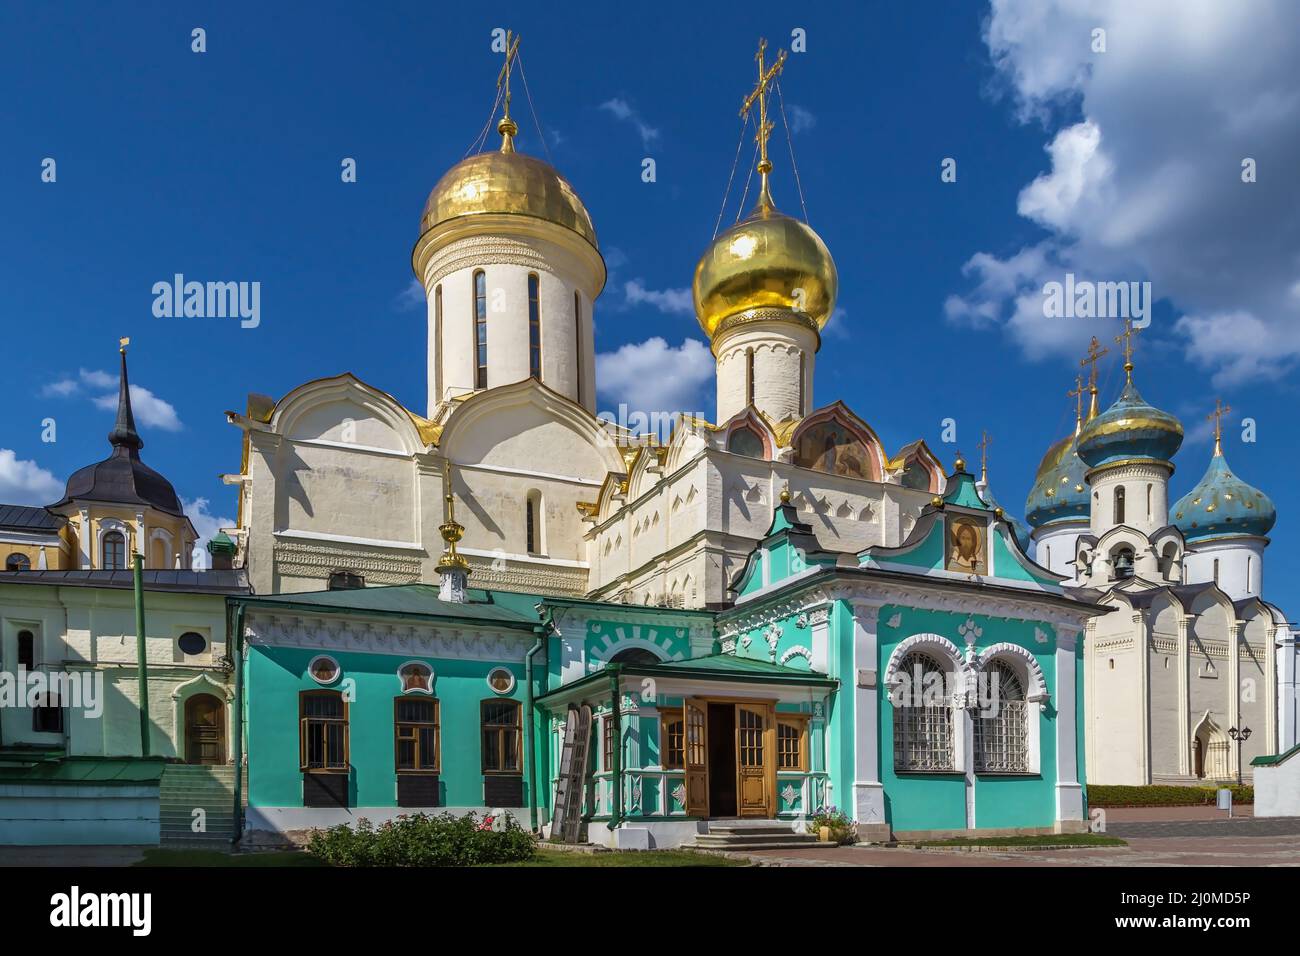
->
<box><xmin>419</xmin><ymin>112</ymin><xmax>598</xmax><ymax>252</ymax></box>
<box><xmin>692</xmin><ymin>191</ymin><xmax>838</xmax><ymax>341</ymax></box>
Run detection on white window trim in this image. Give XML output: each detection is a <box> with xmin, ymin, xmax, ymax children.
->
<box><xmin>308</xmin><ymin>654</ymin><xmax>341</xmax><ymax>685</ymax></box>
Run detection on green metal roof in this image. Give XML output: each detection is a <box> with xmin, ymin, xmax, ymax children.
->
<box><xmin>1251</xmin><ymin>741</ymin><xmax>1300</xmax><ymax>767</ymax></box>
<box><xmin>649</xmin><ymin>654</ymin><xmax>828</xmax><ymax>678</ymax></box>
<box><xmin>537</xmin><ymin>653</ymin><xmax>837</xmax><ymax>703</ymax></box>
<box><xmin>0</xmin><ymin>756</ymin><xmax>167</xmax><ymax>786</ymax></box>
<box><xmin>234</xmin><ymin>584</ymin><xmax>544</xmax><ymax>628</ymax></box>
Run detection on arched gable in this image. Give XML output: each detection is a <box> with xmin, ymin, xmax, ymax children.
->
<box><xmin>790</xmin><ymin>402</ymin><xmax>885</xmax><ymax>481</ymax></box>
<box><xmin>439</xmin><ymin>377</ymin><xmax>626</xmax><ymax>480</ymax></box>
<box><xmin>719</xmin><ymin>407</ymin><xmax>774</xmax><ymax>461</ymax></box>
<box><xmin>272</xmin><ymin>373</ymin><xmax>428</xmax><ymax>457</ymax></box>
<box><xmin>887</xmin><ymin>439</ymin><xmax>945</xmax><ymax>493</ymax></box>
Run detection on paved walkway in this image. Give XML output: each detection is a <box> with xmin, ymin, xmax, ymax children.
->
<box><xmin>0</xmin><ymin>845</ymin><xmax>149</xmax><ymax>867</ymax></box>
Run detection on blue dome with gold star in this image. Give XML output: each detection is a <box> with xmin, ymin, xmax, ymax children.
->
<box><xmin>1025</xmin><ymin>431</ymin><xmax>1090</xmax><ymax>528</ymax></box>
<box><xmin>1172</xmin><ymin>451</ymin><xmax>1275</xmax><ymax>541</ymax></box>
<box><xmin>1077</xmin><ymin>380</ymin><xmax>1183</xmax><ymax>471</ymax></box>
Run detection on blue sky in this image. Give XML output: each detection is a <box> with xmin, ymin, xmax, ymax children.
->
<box><xmin>2</xmin><ymin>1</ymin><xmax>1296</xmax><ymax>610</ymax></box>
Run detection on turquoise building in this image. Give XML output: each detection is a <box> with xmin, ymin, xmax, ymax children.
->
<box><xmin>235</xmin><ymin>458</ymin><xmax>1101</xmax><ymax>847</ymax></box>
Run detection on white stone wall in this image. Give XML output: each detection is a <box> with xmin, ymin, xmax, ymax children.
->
<box><xmin>714</xmin><ymin>320</ymin><xmax>816</xmax><ymax>423</ymax></box>
<box><xmin>1183</xmin><ymin>537</ymin><xmax>1265</xmax><ymax>600</ymax></box>
<box><xmin>1088</xmin><ymin>461</ymin><xmax>1170</xmax><ymax>537</ymax></box>
<box><xmin>1032</xmin><ymin>523</ymin><xmax>1086</xmax><ymax>581</ymax></box>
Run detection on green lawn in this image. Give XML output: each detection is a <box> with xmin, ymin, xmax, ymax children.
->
<box><xmin>494</xmin><ymin>848</ymin><xmax>749</xmax><ymax>867</ymax></box>
<box><xmin>134</xmin><ymin>847</ymin><xmax>745</xmax><ymax>867</ymax></box>
<box><xmin>133</xmin><ymin>848</ymin><xmax>325</xmax><ymax>867</ymax></box>
<box><xmin>910</xmin><ymin>834</ymin><xmax>1127</xmax><ymax>848</ymax></box>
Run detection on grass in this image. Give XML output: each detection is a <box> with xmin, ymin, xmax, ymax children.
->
<box><xmin>910</xmin><ymin>833</ymin><xmax>1127</xmax><ymax>848</ymax></box>
<box><xmin>493</xmin><ymin>849</ymin><xmax>749</xmax><ymax>867</ymax></box>
<box><xmin>133</xmin><ymin>848</ymin><xmax>325</xmax><ymax>867</ymax></box>
<box><xmin>134</xmin><ymin>847</ymin><xmax>745</xmax><ymax>867</ymax></box>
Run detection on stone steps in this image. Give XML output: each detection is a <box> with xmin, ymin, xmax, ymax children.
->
<box><xmin>686</xmin><ymin>820</ymin><xmax>833</xmax><ymax>851</ymax></box>
<box><xmin>159</xmin><ymin>764</ymin><xmax>241</xmax><ymax>847</ymax></box>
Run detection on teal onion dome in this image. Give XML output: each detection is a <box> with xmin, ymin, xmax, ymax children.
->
<box><xmin>1025</xmin><ymin>432</ymin><xmax>1090</xmax><ymax>528</ymax></box>
<box><xmin>1172</xmin><ymin>450</ymin><xmax>1275</xmax><ymax>541</ymax></box>
<box><xmin>1077</xmin><ymin>380</ymin><xmax>1183</xmax><ymax>471</ymax></box>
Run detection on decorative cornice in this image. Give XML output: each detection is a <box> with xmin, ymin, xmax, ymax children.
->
<box><xmin>245</xmin><ymin>610</ymin><xmax>532</xmax><ymax>662</ymax></box>
<box><xmin>273</xmin><ymin>539</ymin><xmax>423</xmax><ymax>585</ymax></box>
<box><xmin>425</xmin><ymin>234</ymin><xmax>557</xmax><ymax>288</ymax></box>
<box><xmin>465</xmin><ymin>554</ymin><xmax>587</xmax><ymax>596</ymax></box>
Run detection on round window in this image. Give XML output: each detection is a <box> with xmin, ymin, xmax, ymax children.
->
<box><xmin>486</xmin><ymin>667</ymin><xmax>516</xmax><ymax>695</ymax></box>
<box><xmin>309</xmin><ymin>655</ymin><xmax>341</xmax><ymax>685</ymax></box>
<box><xmin>178</xmin><ymin>632</ymin><xmax>207</xmax><ymax>655</ymax></box>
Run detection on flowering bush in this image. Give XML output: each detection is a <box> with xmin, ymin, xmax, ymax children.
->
<box><xmin>810</xmin><ymin>805</ymin><xmax>857</xmax><ymax>845</ymax></box>
<box><xmin>307</xmin><ymin>811</ymin><xmax>536</xmax><ymax>866</ymax></box>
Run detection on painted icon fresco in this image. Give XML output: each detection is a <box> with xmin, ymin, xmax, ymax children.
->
<box><xmin>794</xmin><ymin>420</ymin><xmax>872</xmax><ymax>478</ymax></box>
<box><xmin>945</xmin><ymin>515</ymin><xmax>987</xmax><ymax>574</ymax></box>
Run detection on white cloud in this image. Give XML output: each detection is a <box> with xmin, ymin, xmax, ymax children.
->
<box><xmin>91</xmin><ymin>384</ymin><xmax>182</xmax><ymax>432</ymax></box>
<box><xmin>0</xmin><ymin>449</ymin><xmax>62</xmax><ymax>506</ymax></box>
<box><xmin>182</xmin><ymin>497</ymin><xmax>234</xmax><ymax>570</ymax></box>
<box><xmin>823</xmin><ymin>306</ymin><xmax>851</xmax><ymax>340</ymax></box>
<box><xmin>393</xmin><ymin>278</ymin><xmax>425</xmax><ymax>313</ymax></box>
<box><xmin>595</xmin><ymin>337</ymin><xmax>715</xmax><ymax>417</ymax></box>
<box><xmin>623</xmin><ymin>279</ymin><xmax>693</xmax><ymax>315</ymax></box>
<box><xmin>599</xmin><ymin>98</ymin><xmax>660</xmax><ymax>147</ymax></box>
<box><xmin>785</xmin><ymin>104</ymin><xmax>816</xmax><ymax>133</ymax></box>
<box><xmin>948</xmin><ymin>0</ymin><xmax>1300</xmax><ymax>379</ymax></box>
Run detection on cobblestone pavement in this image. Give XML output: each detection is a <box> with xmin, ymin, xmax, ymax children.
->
<box><xmin>1107</xmin><ymin>816</ymin><xmax>1300</xmax><ymax>838</ymax></box>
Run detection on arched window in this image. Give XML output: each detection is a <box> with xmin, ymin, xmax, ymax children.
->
<box><xmin>473</xmin><ymin>270</ymin><xmax>488</xmax><ymax>389</ymax></box>
<box><xmin>609</xmin><ymin>647</ymin><xmax>659</xmax><ymax>665</ymax></box>
<box><xmin>434</xmin><ymin>283</ymin><xmax>443</xmax><ymax>401</ymax></box>
<box><xmin>1112</xmin><ymin>545</ymin><xmax>1135</xmax><ymax>580</ymax></box>
<box><xmin>102</xmin><ymin>531</ymin><xmax>126</xmax><ymax>570</ymax></box>
<box><xmin>974</xmin><ymin>660</ymin><xmax>1028</xmax><ymax>773</ymax></box>
<box><xmin>573</xmin><ymin>291</ymin><xmax>583</xmax><ymax>402</ymax></box>
<box><xmin>328</xmin><ymin>570</ymin><xmax>364</xmax><ymax>590</ymax></box>
<box><xmin>893</xmin><ymin>652</ymin><xmax>954</xmax><ymax>771</ymax></box>
<box><xmin>745</xmin><ymin>348</ymin><xmax>755</xmax><ymax>406</ymax></box>
<box><xmin>5</xmin><ymin>553</ymin><xmax>30</xmax><ymax>571</ymax></box>
<box><xmin>1213</xmin><ymin>558</ymin><xmax>1220</xmax><ymax>585</ymax></box>
<box><xmin>525</xmin><ymin>490</ymin><xmax>542</xmax><ymax>555</ymax></box>
<box><xmin>1146</xmin><ymin>483</ymin><xmax>1152</xmax><ymax>520</ymax></box>
<box><xmin>1114</xmin><ymin>486</ymin><xmax>1126</xmax><ymax>524</ymax></box>
<box><xmin>527</xmin><ymin>273</ymin><xmax>542</xmax><ymax>379</ymax></box>
<box><xmin>727</xmin><ymin>426</ymin><xmax>765</xmax><ymax>459</ymax></box>
<box><xmin>1159</xmin><ymin>542</ymin><xmax>1179</xmax><ymax>580</ymax></box>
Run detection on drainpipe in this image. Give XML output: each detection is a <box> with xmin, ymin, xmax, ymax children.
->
<box><xmin>231</xmin><ymin>602</ymin><xmax>246</xmax><ymax>844</ymax></box>
<box><xmin>132</xmin><ymin>553</ymin><xmax>151</xmax><ymax>757</ymax></box>
<box><xmin>524</xmin><ymin>626</ymin><xmax>546</xmax><ymax>833</ymax></box>
<box><xmin>608</xmin><ymin>663</ymin><xmax>623</xmax><ymax>830</ymax></box>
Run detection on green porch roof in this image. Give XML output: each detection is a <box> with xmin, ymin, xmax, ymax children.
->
<box><xmin>0</xmin><ymin>756</ymin><xmax>167</xmax><ymax>786</ymax></box>
<box><xmin>1251</xmin><ymin>741</ymin><xmax>1300</xmax><ymax>767</ymax></box>
<box><xmin>537</xmin><ymin>653</ymin><xmax>837</xmax><ymax>704</ymax></box>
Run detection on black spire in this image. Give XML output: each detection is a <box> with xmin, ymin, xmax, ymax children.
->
<box><xmin>108</xmin><ymin>342</ymin><xmax>143</xmax><ymax>454</ymax></box>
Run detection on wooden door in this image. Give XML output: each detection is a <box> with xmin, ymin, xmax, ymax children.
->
<box><xmin>185</xmin><ymin>693</ymin><xmax>225</xmax><ymax>764</ymax></box>
<box><xmin>684</xmin><ymin>698</ymin><xmax>709</xmax><ymax>817</ymax></box>
<box><xmin>736</xmin><ymin>703</ymin><xmax>772</xmax><ymax>817</ymax></box>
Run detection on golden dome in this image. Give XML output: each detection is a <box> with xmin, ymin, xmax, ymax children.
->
<box><xmin>692</xmin><ymin>194</ymin><xmax>838</xmax><ymax>341</ymax></box>
<box><xmin>419</xmin><ymin>148</ymin><xmax>598</xmax><ymax>250</ymax></box>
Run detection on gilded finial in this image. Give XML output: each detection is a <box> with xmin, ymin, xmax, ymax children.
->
<box><xmin>1207</xmin><ymin>398</ymin><xmax>1232</xmax><ymax>458</ymax></box>
<box><xmin>1114</xmin><ymin>318</ymin><xmax>1140</xmax><ymax>385</ymax></box>
<box><xmin>119</xmin><ymin>336</ymin><xmax>130</xmax><ymax>353</ymax></box>
<box><xmin>437</xmin><ymin>461</ymin><xmax>471</xmax><ymax>574</ymax></box>
<box><xmin>1080</xmin><ymin>336</ymin><xmax>1109</xmax><ymax>420</ymax></box>
<box><xmin>739</xmin><ymin>38</ymin><xmax>787</xmax><ymax>212</ymax></box>
<box><xmin>496</xmin><ymin>30</ymin><xmax>522</xmax><ymax>153</ymax></box>
<box><xmin>779</xmin><ymin>484</ymin><xmax>791</xmax><ymax>504</ymax></box>
<box><xmin>1067</xmin><ymin>374</ymin><xmax>1086</xmax><ymax>435</ymax></box>
<box><xmin>954</xmin><ymin>454</ymin><xmax>966</xmax><ymax>474</ymax></box>
<box><xmin>976</xmin><ymin>431</ymin><xmax>991</xmax><ymax>484</ymax></box>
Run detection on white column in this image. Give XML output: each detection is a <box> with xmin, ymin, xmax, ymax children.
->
<box><xmin>78</xmin><ymin>508</ymin><xmax>91</xmax><ymax>569</ymax></box>
<box><xmin>1054</xmin><ymin>626</ymin><xmax>1084</xmax><ymax>824</ymax></box>
<box><xmin>1276</xmin><ymin>625</ymin><xmax>1297</xmax><ymax>751</ymax></box>
<box><xmin>849</xmin><ymin>601</ymin><xmax>887</xmax><ymax>837</ymax></box>
<box><xmin>135</xmin><ymin>511</ymin><xmax>145</xmax><ymax>564</ymax></box>
<box><xmin>1177</xmin><ymin>614</ymin><xmax>1192</xmax><ymax>776</ymax></box>
<box><xmin>1134</xmin><ymin>611</ymin><xmax>1151</xmax><ymax>782</ymax></box>
<box><xmin>1227</xmin><ymin>621</ymin><xmax>1242</xmax><ymax>778</ymax></box>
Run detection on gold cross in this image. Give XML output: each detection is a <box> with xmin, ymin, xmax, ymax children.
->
<box><xmin>739</xmin><ymin>38</ymin><xmax>787</xmax><ymax>206</ymax></box>
<box><xmin>1206</xmin><ymin>398</ymin><xmax>1232</xmax><ymax>457</ymax></box>
<box><xmin>1080</xmin><ymin>336</ymin><xmax>1109</xmax><ymax>419</ymax></box>
<box><xmin>1114</xmin><ymin>318</ymin><xmax>1140</xmax><ymax>383</ymax></box>
<box><xmin>976</xmin><ymin>430</ymin><xmax>992</xmax><ymax>483</ymax></box>
<box><xmin>1067</xmin><ymin>374</ymin><xmax>1086</xmax><ymax>431</ymax></box>
<box><xmin>496</xmin><ymin>30</ymin><xmax>522</xmax><ymax>151</ymax></box>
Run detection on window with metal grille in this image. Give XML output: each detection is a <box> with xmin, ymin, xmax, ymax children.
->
<box><xmin>893</xmin><ymin>652</ymin><xmax>954</xmax><ymax>771</ymax></box>
<box><xmin>102</xmin><ymin>531</ymin><xmax>125</xmax><ymax>570</ymax></box>
<box><xmin>481</xmin><ymin>699</ymin><xmax>521</xmax><ymax>773</ymax></box>
<box><xmin>974</xmin><ymin>660</ymin><xmax>1029</xmax><ymax>773</ymax></box>
<box><xmin>300</xmin><ymin>691</ymin><xmax>347</xmax><ymax>771</ymax></box>
<box><xmin>777</xmin><ymin>717</ymin><xmax>807</xmax><ymax>771</ymax></box>
<box><xmin>473</xmin><ymin>270</ymin><xmax>488</xmax><ymax>389</ymax></box>
<box><xmin>660</xmin><ymin>710</ymin><xmax>684</xmax><ymax>769</ymax></box>
<box><xmin>395</xmin><ymin>697</ymin><xmax>439</xmax><ymax>772</ymax></box>
<box><xmin>528</xmin><ymin>273</ymin><xmax>541</xmax><ymax>379</ymax></box>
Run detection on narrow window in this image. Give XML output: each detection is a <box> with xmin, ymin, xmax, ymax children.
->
<box><xmin>434</xmin><ymin>284</ymin><xmax>443</xmax><ymax>401</ymax></box>
<box><xmin>528</xmin><ymin>273</ymin><xmax>542</xmax><ymax>380</ymax></box>
<box><xmin>1146</xmin><ymin>483</ymin><xmax>1152</xmax><ymax>520</ymax></box>
<box><xmin>395</xmin><ymin>697</ymin><xmax>440</xmax><ymax>773</ymax></box>
<box><xmin>481</xmin><ymin>699</ymin><xmax>522</xmax><ymax>774</ymax></box>
<box><xmin>973</xmin><ymin>661</ymin><xmax>1028</xmax><ymax>773</ymax></box>
<box><xmin>1247</xmin><ymin>555</ymin><xmax>1253</xmax><ymax>588</ymax></box>
<box><xmin>473</xmin><ymin>270</ymin><xmax>487</xmax><ymax>389</ymax></box>
<box><xmin>777</xmin><ymin>716</ymin><xmax>808</xmax><ymax>771</ymax></box>
<box><xmin>746</xmin><ymin>348</ymin><xmax>756</xmax><ymax>406</ymax></box>
<box><xmin>1213</xmin><ymin>558</ymin><xmax>1220</xmax><ymax>585</ymax></box>
<box><xmin>17</xmin><ymin>630</ymin><xmax>34</xmax><ymax>670</ymax></box>
<box><xmin>660</xmin><ymin>710</ymin><xmax>684</xmax><ymax>769</ymax></box>
<box><xmin>33</xmin><ymin>692</ymin><xmax>62</xmax><ymax>733</ymax></box>
<box><xmin>101</xmin><ymin>531</ymin><xmax>125</xmax><ymax>570</ymax></box>
<box><xmin>573</xmin><ymin>291</ymin><xmax>583</xmax><ymax>402</ymax></box>
<box><xmin>300</xmin><ymin>691</ymin><xmax>348</xmax><ymax>771</ymax></box>
<box><xmin>525</xmin><ymin>490</ymin><xmax>542</xmax><ymax>554</ymax></box>
<box><xmin>603</xmin><ymin>715</ymin><xmax>616</xmax><ymax>771</ymax></box>
<box><xmin>1114</xmin><ymin>486</ymin><xmax>1126</xmax><ymax>525</ymax></box>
